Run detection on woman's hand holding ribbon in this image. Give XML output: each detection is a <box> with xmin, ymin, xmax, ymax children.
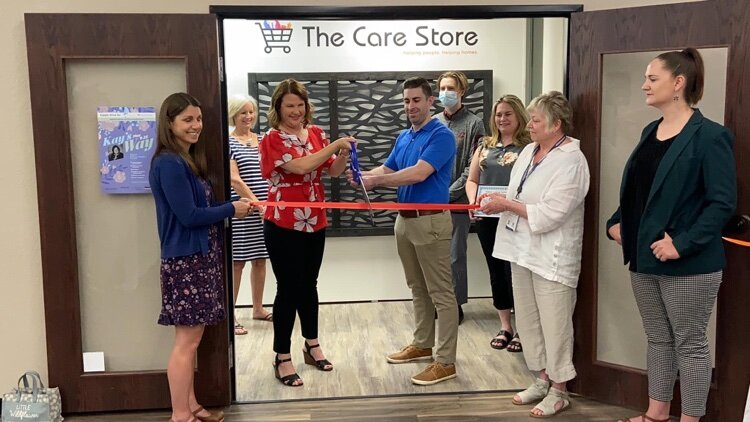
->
<box><xmin>333</xmin><ymin>136</ymin><xmax>356</xmax><ymax>154</ymax></box>
<box><xmin>253</xmin><ymin>204</ymin><xmax>267</xmax><ymax>215</ymax></box>
<box><xmin>477</xmin><ymin>192</ymin><xmax>509</xmax><ymax>215</ymax></box>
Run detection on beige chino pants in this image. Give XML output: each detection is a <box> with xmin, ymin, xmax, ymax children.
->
<box><xmin>394</xmin><ymin>211</ymin><xmax>458</xmax><ymax>364</ymax></box>
<box><xmin>510</xmin><ymin>263</ymin><xmax>577</xmax><ymax>383</ymax></box>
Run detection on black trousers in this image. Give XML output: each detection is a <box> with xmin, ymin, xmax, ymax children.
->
<box><xmin>264</xmin><ymin>220</ymin><xmax>326</xmax><ymax>354</ymax></box>
<box><xmin>476</xmin><ymin>218</ymin><xmax>514</xmax><ymax>311</ymax></box>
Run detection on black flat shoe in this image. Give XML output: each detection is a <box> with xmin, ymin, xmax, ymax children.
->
<box><xmin>303</xmin><ymin>341</ymin><xmax>333</xmax><ymax>371</ymax></box>
<box><xmin>273</xmin><ymin>354</ymin><xmax>303</xmax><ymax>387</ymax></box>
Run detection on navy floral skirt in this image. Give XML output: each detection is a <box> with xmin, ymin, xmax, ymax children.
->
<box><xmin>158</xmin><ymin>224</ymin><xmax>226</xmax><ymax>326</ymax></box>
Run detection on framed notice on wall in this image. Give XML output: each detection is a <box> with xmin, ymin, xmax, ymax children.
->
<box><xmin>97</xmin><ymin>106</ymin><xmax>156</xmax><ymax>194</ymax></box>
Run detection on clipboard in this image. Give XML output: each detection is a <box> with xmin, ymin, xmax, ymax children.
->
<box><xmin>474</xmin><ymin>185</ymin><xmax>508</xmax><ymax>218</ymax></box>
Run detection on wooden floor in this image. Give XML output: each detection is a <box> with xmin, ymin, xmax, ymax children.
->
<box><xmin>234</xmin><ymin>299</ymin><xmax>535</xmax><ymax>402</ymax></box>
<box><xmin>65</xmin><ymin>391</ymin><xmax>645</xmax><ymax>421</ymax></box>
<box><xmin>66</xmin><ymin>299</ymin><xmax>650</xmax><ymax>420</ymax></box>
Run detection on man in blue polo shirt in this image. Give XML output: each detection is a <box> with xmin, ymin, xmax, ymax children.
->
<box><xmin>352</xmin><ymin>77</ymin><xmax>458</xmax><ymax>386</ymax></box>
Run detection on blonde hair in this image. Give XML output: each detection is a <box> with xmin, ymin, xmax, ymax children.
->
<box><xmin>267</xmin><ymin>79</ymin><xmax>314</xmax><ymax>129</ymax></box>
<box><xmin>527</xmin><ymin>91</ymin><xmax>573</xmax><ymax>134</ymax></box>
<box><xmin>227</xmin><ymin>94</ymin><xmax>258</xmax><ymax>128</ymax></box>
<box><xmin>437</xmin><ymin>71</ymin><xmax>469</xmax><ymax>97</ymax></box>
<box><xmin>485</xmin><ymin>94</ymin><xmax>531</xmax><ymax>148</ymax></box>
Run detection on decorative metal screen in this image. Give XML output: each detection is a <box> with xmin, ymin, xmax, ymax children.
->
<box><xmin>248</xmin><ymin>70</ymin><xmax>492</xmax><ymax>236</ymax></box>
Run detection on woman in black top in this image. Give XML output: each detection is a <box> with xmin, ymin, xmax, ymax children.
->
<box><xmin>466</xmin><ymin>95</ymin><xmax>530</xmax><ymax>353</ymax></box>
<box><xmin>608</xmin><ymin>48</ymin><xmax>736</xmax><ymax>422</ymax></box>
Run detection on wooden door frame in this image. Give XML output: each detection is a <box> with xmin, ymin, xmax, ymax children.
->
<box><xmin>24</xmin><ymin>13</ymin><xmax>230</xmax><ymax>413</ymax></box>
<box><xmin>568</xmin><ymin>0</ymin><xmax>750</xmax><ymax>420</ymax></box>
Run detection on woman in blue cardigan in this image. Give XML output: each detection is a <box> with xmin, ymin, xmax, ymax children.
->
<box><xmin>608</xmin><ymin>49</ymin><xmax>736</xmax><ymax>422</ymax></box>
<box><xmin>150</xmin><ymin>93</ymin><xmax>252</xmax><ymax>422</ymax></box>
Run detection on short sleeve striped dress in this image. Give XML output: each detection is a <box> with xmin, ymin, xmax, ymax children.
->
<box><xmin>229</xmin><ymin>136</ymin><xmax>269</xmax><ymax>261</ymax></box>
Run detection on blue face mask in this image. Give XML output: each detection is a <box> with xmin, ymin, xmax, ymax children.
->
<box><xmin>439</xmin><ymin>90</ymin><xmax>459</xmax><ymax>108</ymax></box>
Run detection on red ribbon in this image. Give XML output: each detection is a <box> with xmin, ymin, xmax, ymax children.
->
<box><xmin>252</xmin><ymin>201</ymin><xmax>478</xmax><ymax>211</ymax></box>
<box><xmin>723</xmin><ymin>237</ymin><xmax>750</xmax><ymax>248</ymax></box>
<box><xmin>251</xmin><ymin>201</ymin><xmax>750</xmax><ymax>247</ymax></box>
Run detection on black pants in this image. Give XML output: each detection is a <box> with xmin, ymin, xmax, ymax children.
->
<box><xmin>476</xmin><ymin>218</ymin><xmax>513</xmax><ymax>310</ymax></box>
<box><xmin>264</xmin><ymin>220</ymin><xmax>326</xmax><ymax>354</ymax></box>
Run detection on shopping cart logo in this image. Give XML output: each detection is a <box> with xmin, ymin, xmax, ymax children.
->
<box><xmin>258</xmin><ymin>20</ymin><xmax>293</xmax><ymax>54</ymax></box>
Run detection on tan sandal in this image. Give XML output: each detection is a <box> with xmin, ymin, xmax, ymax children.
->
<box><xmin>512</xmin><ymin>378</ymin><xmax>550</xmax><ymax>405</ymax></box>
<box><xmin>192</xmin><ymin>406</ymin><xmax>225</xmax><ymax>422</ymax></box>
<box><xmin>530</xmin><ymin>387</ymin><xmax>571</xmax><ymax>418</ymax></box>
<box><xmin>252</xmin><ymin>312</ymin><xmax>273</xmax><ymax>322</ymax></box>
<box><xmin>234</xmin><ymin>322</ymin><xmax>248</xmax><ymax>335</ymax></box>
<box><xmin>617</xmin><ymin>415</ymin><xmax>670</xmax><ymax>422</ymax></box>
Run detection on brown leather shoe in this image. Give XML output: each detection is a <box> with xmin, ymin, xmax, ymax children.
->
<box><xmin>410</xmin><ymin>362</ymin><xmax>457</xmax><ymax>385</ymax></box>
<box><xmin>386</xmin><ymin>345</ymin><xmax>432</xmax><ymax>364</ymax></box>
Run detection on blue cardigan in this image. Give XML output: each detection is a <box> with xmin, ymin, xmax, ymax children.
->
<box><xmin>150</xmin><ymin>153</ymin><xmax>234</xmax><ymax>258</ymax></box>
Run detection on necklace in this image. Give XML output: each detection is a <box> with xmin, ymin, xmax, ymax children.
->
<box><xmin>232</xmin><ymin>131</ymin><xmax>257</xmax><ymax>147</ymax></box>
<box><xmin>279</xmin><ymin>125</ymin><xmax>306</xmax><ymax>140</ymax></box>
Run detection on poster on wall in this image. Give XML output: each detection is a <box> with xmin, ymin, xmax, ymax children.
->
<box><xmin>97</xmin><ymin>106</ymin><xmax>156</xmax><ymax>194</ymax></box>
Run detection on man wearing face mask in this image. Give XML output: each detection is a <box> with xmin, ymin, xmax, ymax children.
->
<box><xmin>435</xmin><ymin>71</ymin><xmax>486</xmax><ymax>324</ymax></box>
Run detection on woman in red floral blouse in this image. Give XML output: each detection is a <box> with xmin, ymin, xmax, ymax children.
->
<box><xmin>259</xmin><ymin>79</ymin><xmax>354</xmax><ymax>387</ymax></box>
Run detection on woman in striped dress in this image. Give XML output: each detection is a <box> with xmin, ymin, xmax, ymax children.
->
<box><xmin>228</xmin><ymin>94</ymin><xmax>271</xmax><ymax>335</ymax></box>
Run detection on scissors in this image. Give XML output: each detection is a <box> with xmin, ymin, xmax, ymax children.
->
<box><xmin>349</xmin><ymin>141</ymin><xmax>375</xmax><ymax>227</ymax></box>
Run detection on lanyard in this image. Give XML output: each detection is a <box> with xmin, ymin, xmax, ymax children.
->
<box><xmin>515</xmin><ymin>135</ymin><xmax>567</xmax><ymax>198</ymax></box>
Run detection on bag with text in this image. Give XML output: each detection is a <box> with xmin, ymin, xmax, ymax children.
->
<box><xmin>1</xmin><ymin>371</ymin><xmax>63</xmax><ymax>422</ymax></box>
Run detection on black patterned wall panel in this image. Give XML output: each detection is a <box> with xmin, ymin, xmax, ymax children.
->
<box><xmin>248</xmin><ymin>71</ymin><xmax>493</xmax><ymax>236</ymax></box>
<box><xmin>254</xmin><ymin>80</ymin><xmax>331</xmax><ymax>136</ymax></box>
<box><xmin>336</xmin><ymin>79</ymin><xmax>404</xmax><ymax>230</ymax></box>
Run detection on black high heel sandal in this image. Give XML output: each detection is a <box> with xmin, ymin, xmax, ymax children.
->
<box><xmin>302</xmin><ymin>341</ymin><xmax>333</xmax><ymax>371</ymax></box>
<box><xmin>273</xmin><ymin>354</ymin><xmax>303</xmax><ymax>387</ymax></box>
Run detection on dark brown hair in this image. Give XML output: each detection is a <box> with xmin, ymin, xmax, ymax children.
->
<box><xmin>655</xmin><ymin>48</ymin><xmax>705</xmax><ymax>105</ymax></box>
<box><xmin>154</xmin><ymin>92</ymin><xmax>207</xmax><ymax>179</ymax></box>
<box><xmin>403</xmin><ymin>77</ymin><xmax>433</xmax><ymax>99</ymax></box>
<box><xmin>267</xmin><ymin>79</ymin><xmax>314</xmax><ymax>129</ymax></box>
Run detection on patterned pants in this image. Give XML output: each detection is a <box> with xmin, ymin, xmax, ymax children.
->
<box><xmin>630</xmin><ymin>271</ymin><xmax>722</xmax><ymax>417</ymax></box>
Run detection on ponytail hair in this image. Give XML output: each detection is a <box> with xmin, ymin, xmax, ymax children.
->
<box><xmin>655</xmin><ymin>47</ymin><xmax>705</xmax><ymax>105</ymax></box>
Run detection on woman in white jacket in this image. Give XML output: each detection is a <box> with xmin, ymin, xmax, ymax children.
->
<box><xmin>479</xmin><ymin>91</ymin><xmax>589</xmax><ymax>419</ymax></box>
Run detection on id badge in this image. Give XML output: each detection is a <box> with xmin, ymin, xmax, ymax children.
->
<box><xmin>505</xmin><ymin>212</ymin><xmax>520</xmax><ymax>231</ymax></box>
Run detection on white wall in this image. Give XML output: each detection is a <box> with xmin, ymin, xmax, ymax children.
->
<box><xmin>0</xmin><ymin>0</ymin><xmax>702</xmax><ymax>390</ymax></box>
<box><xmin>225</xmin><ymin>18</ymin><xmax>528</xmax><ymax>102</ymax></box>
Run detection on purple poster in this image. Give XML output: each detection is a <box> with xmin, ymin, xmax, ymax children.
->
<box><xmin>98</xmin><ymin>106</ymin><xmax>156</xmax><ymax>194</ymax></box>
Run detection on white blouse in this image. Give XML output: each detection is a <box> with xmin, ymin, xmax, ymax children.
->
<box><xmin>492</xmin><ymin>138</ymin><xmax>590</xmax><ymax>288</ymax></box>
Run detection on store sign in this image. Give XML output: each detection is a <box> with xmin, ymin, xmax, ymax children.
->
<box><xmin>255</xmin><ymin>19</ymin><xmax>479</xmax><ymax>55</ymax></box>
<box><xmin>301</xmin><ymin>25</ymin><xmax>478</xmax><ymax>48</ymax></box>
<box><xmin>224</xmin><ymin>18</ymin><xmax>527</xmax><ymax>97</ymax></box>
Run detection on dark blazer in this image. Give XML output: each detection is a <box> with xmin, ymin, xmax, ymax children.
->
<box><xmin>150</xmin><ymin>153</ymin><xmax>234</xmax><ymax>258</ymax></box>
<box><xmin>606</xmin><ymin>109</ymin><xmax>736</xmax><ymax>276</ymax></box>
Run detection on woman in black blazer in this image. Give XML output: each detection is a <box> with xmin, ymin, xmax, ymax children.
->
<box><xmin>608</xmin><ymin>48</ymin><xmax>736</xmax><ymax>422</ymax></box>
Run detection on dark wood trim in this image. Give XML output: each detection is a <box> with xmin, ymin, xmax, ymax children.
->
<box><xmin>569</xmin><ymin>1</ymin><xmax>750</xmax><ymax>420</ymax></box>
<box><xmin>25</xmin><ymin>13</ymin><xmax>230</xmax><ymax>413</ymax></box>
<box><xmin>210</xmin><ymin>5</ymin><xmax>583</xmax><ymax>20</ymax></box>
